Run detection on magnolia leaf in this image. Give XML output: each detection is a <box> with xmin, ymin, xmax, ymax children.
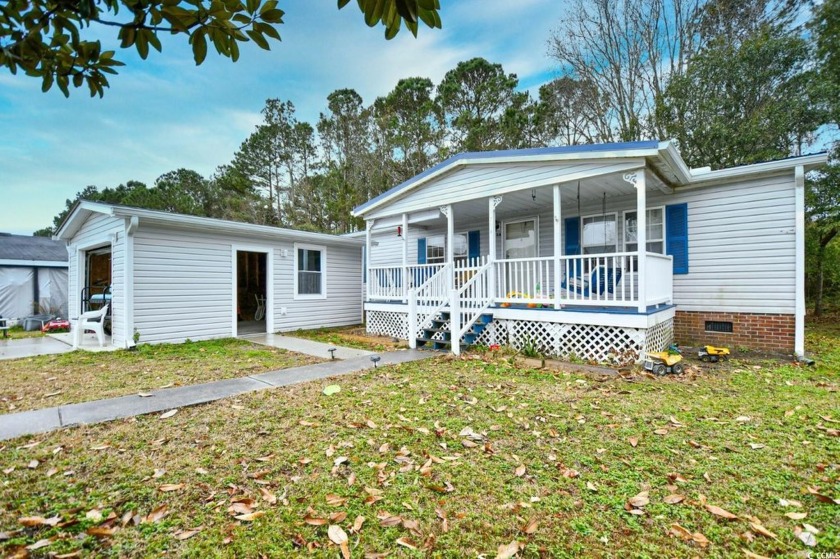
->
<box><xmin>628</xmin><ymin>491</ymin><xmax>650</xmax><ymax>508</ymax></box>
<box><xmin>664</xmin><ymin>494</ymin><xmax>685</xmax><ymax>504</ymax></box>
<box><xmin>304</xmin><ymin>516</ymin><xmax>327</xmax><ymax>526</ymax></box>
<box><xmin>159</xmin><ymin>409</ymin><xmax>178</xmax><ymax>419</ymax></box>
<box><xmin>396</xmin><ymin>536</ymin><xmax>418</xmax><ymax>550</ymax></box>
<box><xmin>142</xmin><ymin>505</ymin><xmax>169</xmax><ymax>524</ymax></box>
<box><xmin>742</xmin><ymin>549</ymin><xmax>771</xmax><ymax>559</ymax></box>
<box><xmin>260</xmin><ymin>488</ymin><xmax>277</xmax><ymax>505</ymax></box>
<box><xmin>328</xmin><ymin>524</ymin><xmax>348</xmax><ymax>545</ymax></box>
<box><xmin>86</xmin><ymin>526</ymin><xmax>117</xmax><ymax>538</ymax></box>
<box><xmin>352</xmin><ymin>515</ymin><xmax>366</xmax><ymax>532</ymax></box>
<box><xmin>496</xmin><ymin>539</ymin><xmax>522</xmax><ymax>559</ymax></box>
<box><xmin>749</xmin><ymin>522</ymin><xmax>777</xmax><ymax>539</ymax></box>
<box><xmin>629</xmin><ymin>437</ymin><xmax>639</xmax><ymax>447</ymax></box>
<box><xmin>521</xmin><ymin>516</ymin><xmax>539</xmax><ymax>534</ymax></box>
<box><xmin>514</xmin><ymin>465</ymin><xmax>526</xmax><ymax>477</ymax></box>
<box><xmin>175</xmin><ymin>528</ymin><xmax>202</xmax><ymax>540</ymax></box>
<box><xmin>234</xmin><ymin>511</ymin><xmax>265</xmax><ymax>522</ymax></box>
<box><xmin>797</xmin><ymin>530</ymin><xmax>817</xmax><ymax>547</ymax></box>
<box><xmin>705</xmin><ymin>504</ymin><xmax>739</xmax><ymax>519</ymax></box>
<box><xmin>785</xmin><ymin>512</ymin><xmax>807</xmax><ymax>520</ymax></box>
<box><xmin>158</xmin><ymin>483</ymin><xmax>185</xmax><ymax>492</ymax></box>
<box><xmin>323</xmin><ymin>385</ymin><xmax>341</xmax><ymax>396</ymax></box>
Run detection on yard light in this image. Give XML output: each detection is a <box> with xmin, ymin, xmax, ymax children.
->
<box><xmin>370</xmin><ymin>355</ymin><xmax>381</xmax><ymax>368</ymax></box>
<box><xmin>328</xmin><ymin>347</ymin><xmax>337</xmax><ymax>360</ymax></box>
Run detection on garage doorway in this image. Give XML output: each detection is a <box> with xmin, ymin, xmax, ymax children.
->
<box><xmin>236</xmin><ymin>250</ymin><xmax>268</xmax><ymax>336</ymax></box>
<box><xmin>81</xmin><ymin>245</ymin><xmax>112</xmax><ymax>334</ymax></box>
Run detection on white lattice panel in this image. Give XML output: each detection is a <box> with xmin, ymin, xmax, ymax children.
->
<box><xmin>366</xmin><ymin>311</ymin><xmax>408</xmax><ymax>340</ymax></box>
<box><xmin>499</xmin><ymin>319</ymin><xmax>648</xmax><ymax>364</ymax></box>
<box><xmin>641</xmin><ymin>318</ymin><xmax>674</xmax><ymax>356</ymax></box>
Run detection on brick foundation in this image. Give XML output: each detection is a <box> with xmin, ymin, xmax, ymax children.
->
<box><xmin>673</xmin><ymin>311</ymin><xmax>795</xmax><ymax>353</ymax></box>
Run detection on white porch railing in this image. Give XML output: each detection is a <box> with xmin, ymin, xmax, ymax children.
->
<box><xmin>558</xmin><ymin>253</ymin><xmax>635</xmax><ymax>306</ymax></box>
<box><xmin>368</xmin><ymin>265</ymin><xmax>404</xmax><ymax>300</ymax></box>
<box><xmin>451</xmin><ymin>258</ymin><xmax>492</xmax><ymax>355</ymax></box>
<box><xmin>493</xmin><ymin>257</ymin><xmax>555</xmax><ymax>304</ymax></box>
<box><xmin>645</xmin><ymin>253</ymin><xmax>674</xmax><ymax>306</ymax></box>
<box><xmin>368</xmin><ymin>263</ymin><xmax>446</xmax><ymax>301</ymax></box>
<box><xmin>409</xmin><ymin>262</ymin><xmax>453</xmax><ymax>342</ymax></box>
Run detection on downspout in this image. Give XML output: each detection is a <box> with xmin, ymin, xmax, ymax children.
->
<box><xmin>794</xmin><ymin>166</ymin><xmax>805</xmax><ymax>358</ymax></box>
<box><xmin>125</xmin><ymin>216</ymin><xmax>139</xmax><ymax>348</ymax></box>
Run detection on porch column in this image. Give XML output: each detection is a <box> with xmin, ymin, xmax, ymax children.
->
<box><xmin>625</xmin><ymin>170</ymin><xmax>647</xmax><ymax>313</ymax></box>
<box><xmin>401</xmin><ymin>213</ymin><xmax>408</xmax><ymax>302</ymax></box>
<box><xmin>553</xmin><ymin>185</ymin><xmax>562</xmax><ymax>310</ymax></box>
<box><xmin>365</xmin><ymin>220</ymin><xmax>373</xmax><ymax>301</ymax></box>
<box><xmin>488</xmin><ymin>196</ymin><xmax>502</xmax><ymax>302</ymax></box>
<box><xmin>441</xmin><ymin>204</ymin><xmax>454</xmax><ymax>290</ymax></box>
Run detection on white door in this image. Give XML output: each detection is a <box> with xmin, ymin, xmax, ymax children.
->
<box><xmin>503</xmin><ymin>219</ymin><xmax>538</xmax><ymax>259</ymax></box>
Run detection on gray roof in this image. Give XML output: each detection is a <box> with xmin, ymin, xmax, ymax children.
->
<box><xmin>0</xmin><ymin>233</ymin><xmax>68</xmax><ymax>263</ymax></box>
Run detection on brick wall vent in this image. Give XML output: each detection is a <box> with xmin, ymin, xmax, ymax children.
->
<box><xmin>705</xmin><ymin>321</ymin><xmax>734</xmax><ymax>333</ymax></box>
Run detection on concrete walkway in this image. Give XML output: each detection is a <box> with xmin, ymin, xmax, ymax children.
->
<box><xmin>0</xmin><ymin>336</ymin><xmax>73</xmax><ymax>360</ymax></box>
<box><xmin>0</xmin><ymin>349</ymin><xmax>431</xmax><ymax>441</ymax></box>
<box><xmin>240</xmin><ymin>332</ymin><xmax>374</xmax><ymax>360</ymax></box>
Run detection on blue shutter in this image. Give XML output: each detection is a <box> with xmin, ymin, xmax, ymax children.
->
<box><xmin>417</xmin><ymin>238</ymin><xmax>427</xmax><ymax>264</ymax></box>
<box><xmin>666</xmin><ymin>203</ymin><xmax>689</xmax><ymax>274</ymax></box>
<box><xmin>468</xmin><ymin>230</ymin><xmax>480</xmax><ymax>259</ymax></box>
<box><xmin>564</xmin><ymin>217</ymin><xmax>581</xmax><ymax>255</ymax></box>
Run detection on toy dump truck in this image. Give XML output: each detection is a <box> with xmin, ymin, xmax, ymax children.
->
<box><xmin>644</xmin><ymin>344</ymin><xmax>685</xmax><ymax>375</ymax></box>
<box><xmin>698</xmin><ymin>345</ymin><xmax>730</xmax><ymax>363</ymax></box>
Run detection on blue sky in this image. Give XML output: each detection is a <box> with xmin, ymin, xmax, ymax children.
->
<box><xmin>0</xmin><ymin>0</ymin><xmax>568</xmax><ymax>235</ymax></box>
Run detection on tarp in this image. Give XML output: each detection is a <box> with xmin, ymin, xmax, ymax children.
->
<box><xmin>0</xmin><ymin>267</ymin><xmax>68</xmax><ymax>320</ymax></box>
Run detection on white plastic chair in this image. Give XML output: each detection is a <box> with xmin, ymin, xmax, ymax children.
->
<box><xmin>73</xmin><ymin>304</ymin><xmax>109</xmax><ymax>348</ymax></box>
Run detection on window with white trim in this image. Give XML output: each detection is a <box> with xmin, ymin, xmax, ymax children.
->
<box><xmin>624</xmin><ymin>208</ymin><xmax>665</xmax><ymax>254</ymax></box>
<box><xmin>426</xmin><ymin>235</ymin><xmax>446</xmax><ymax>264</ymax></box>
<box><xmin>503</xmin><ymin>218</ymin><xmax>539</xmax><ymax>259</ymax></box>
<box><xmin>295</xmin><ymin>244</ymin><xmax>326</xmax><ymax>298</ymax></box>
<box><xmin>582</xmin><ymin>213</ymin><xmax>617</xmax><ymax>254</ymax></box>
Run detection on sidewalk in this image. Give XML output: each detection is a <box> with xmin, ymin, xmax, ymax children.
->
<box><xmin>0</xmin><ymin>349</ymin><xmax>432</xmax><ymax>441</ymax></box>
<box><xmin>240</xmin><ymin>332</ymin><xmax>374</xmax><ymax>360</ymax></box>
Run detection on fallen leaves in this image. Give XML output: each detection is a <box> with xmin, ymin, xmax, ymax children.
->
<box><xmin>234</xmin><ymin>511</ymin><xmax>265</xmax><ymax>522</ymax></box>
<box><xmin>625</xmin><ymin>491</ymin><xmax>649</xmax><ymax>515</ymax></box>
<box><xmin>158</xmin><ymin>483</ymin><xmax>185</xmax><ymax>492</ymax></box>
<box><xmin>521</xmin><ymin>517</ymin><xmax>539</xmax><ymax>535</ymax></box>
<box><xmin>668</xmin><ymin>523</ymin><xmax>709</xmax><ymax>548</ymax></box>
<box><xmin>496</xmin><ymin>540</ymin><xmax>522</xmax><ymax>559</ymax></box>
<box><xmin>159</xmin><ymin>409</ymin><xmax>178</xmax><ymax>419</ymax></box>
<box><xmin>663</xmin><ymin>494</ymin><xmax>685</xmax><ymax>505</ymax></box>
<box><xmin>705</xmin><ymin>504</ymin><xmax>739</xmax><ymax>520</ymax></box>
<box><xmin>18</xmin><ymin>516</ymin><xmax>61</xmax><ymax>527</ymax></box>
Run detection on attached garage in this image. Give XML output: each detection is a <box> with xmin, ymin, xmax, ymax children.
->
<box><xmin>55</xmin><ymin>202</ymin><xmax>363</xmax><ymax>348</ymax></box>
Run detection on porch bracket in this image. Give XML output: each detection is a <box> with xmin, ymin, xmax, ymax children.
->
<box><xmin>490</xmin><ymin>195</ymin><xmax>503</xmax><ymax>209</ymax></box>
<box><xmin>622</xmin><ymin>171</ymin><xmax>640</xmax><ymax>188</ymax></box>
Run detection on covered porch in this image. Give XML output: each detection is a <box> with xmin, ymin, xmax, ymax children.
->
<box><xmin>358</xmin><ymin>153</ymin><xmax>684</xmax><ymax>360</ymax></box>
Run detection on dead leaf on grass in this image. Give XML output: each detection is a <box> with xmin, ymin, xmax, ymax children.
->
<box><xmin>796</xmin><ymin>528</ymin><xmax>817</xmax><ymax>547</ymax></box>
<box><xmin>158</xmin><ymin>483</ymin><xmax>185</xmax><ymax>492</ymax></box>
<box><xmin>351</xmin><ymin>515</ymin><xmax>365</xmax><ymax>533</ymax></box>
<box><xmin>785</xmin><ymin>512</ymin><xmax>807</xmax><ymax>520</ymax></box>
<box><xmin>325</xmin><ymin>494</ymin><xmax>347</xmax><ymax>507</ymax></box>
<box><xmin>18</xmin><ymin>516</ymin><xmax>60</xmax><ymax>527</ymax></box>
<box><xmin>396</xmin><ymin>537</ymin><xmax>418</xmax><ymax>550</ymax></box>
<box><xmin>705</xmin><ymin>504</ymin><xmax>739</xmax><ymax>520</ymax></box>
<box><xmin>159</xmin><ymin>409</ymin><xmax>178</xmax><ymax>419</ymax></box>
<box><xmin>86</xmin><ymin>526</ymin><xmax>117</xmax><ymax>538</ymax></box>
<box><xmin>742</xmin><ymin>549</ymin><xmax>771</xmax><ymax>559</ymax></box>
<box><xmin>174</xmin><ymin>527</ymin><xmax>202</xmax><ymax>540</ymax></box>
<box><xmin>521</xmin><ymin>517</ymin><xmax>539</xmax><ymax>534</ymax></box>
<box><xmin>749</xmin><ymin>522</ymin><xmax>777</xmax><ymax>539</ymax></box>
<box><xmin>627</xmin><ymin>491</ymin><xmax>650</xmax><ymax>508</ymax></box>
<box><xmin>26</xmin><ymin>538</ymin><xmax>54</xmax><ymax>551</ymax></box>
<box><xmin>328</xmin><ymin>525</ymin><xmax>348</xmax><ymax>545</ymax></box>
<box><xmin>664</xmin><ymin>494</ymin><xmax>685</xmax><ymax>504</ymax></box>
<box><xmin>586</xmin><ymin>482</ymin><xmax>598</xmax><ymax>492</ymax></box>
<box><xmin>260</xmin><ymin>488</ymin><xmax>277</xmax><ymax>505</ymax></box>
<box><xmin>304</xmin><ymin>516</ymin><xmax>328</xmax><ymax>526</ymax></box>
<box><xmin>234</xmin><ymin>511</ymin><xmax>265</xmax><ymax>522</ymax></box>
<box><xmin>496</xmin><ymin>540</ymin><xmax>522</xmax><ymax>559</ymax></box>
<box><xmin>142</xmin><ymin>505</ymin><xmax>169</xmax><ymax>524</ymax></box>
<box><xmin>514</xmin><ymin>464</ymin><xmax>526</xmax><ymax>477</ymax></box>
<box><xmin>653</xmin><ymin>428</ymin><xmax>669</xmax><ymax>435</ymax></box>
<box><xmin>628</xmin><ymin>437</ymin><xmax>638</xmax><ymax>447</ymax></box>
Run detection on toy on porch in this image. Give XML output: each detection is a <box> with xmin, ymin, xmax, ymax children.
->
<box><xmin>698</xmin><ymin>345</ymin><xmax>730</xmax><ymax>362</ymax></box>
<box><xmin>644</xmin><ymin>344</ymin><xmax>685</xmax><ymax>375</ymax></box>
<box><xmin>41</xmin><ymin>318</ymin><xmax>71</xmax><ymax>333</ymax></box>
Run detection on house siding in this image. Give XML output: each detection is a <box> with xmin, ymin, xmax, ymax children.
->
<box><xmin>66</xmin><ymin>213</ymin><xmax>127</xmax><ymax>347</ymax></box>
<box><xmin>131</xmin><ymin>224</ymin><xmax>363</xmax><ymax>344</ymax></box>
<box><xmin>368</xmin><ymin>171</ymin><xmax>796</xmax><ymax>318</ymax></box>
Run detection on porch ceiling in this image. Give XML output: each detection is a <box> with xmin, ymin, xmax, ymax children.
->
<box><xmin>445</xmin><ymin>170</ymin><xmax>667</xmax><ymax>222</ymax></box>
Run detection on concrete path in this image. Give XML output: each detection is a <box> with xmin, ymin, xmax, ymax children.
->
<box><xmin>241</xmin><ymin>332</ymin><xmax>375</xmax><ymax>360</ymax></box>
<box><xmin>0</xmin><ymin>336</ymin><xmax>73</xmax><ymax>361</ymax></box>
<box><xmin>0</xmin><ymin>349</ymin><xmax>432</xmax><ymax>441</ymax></box>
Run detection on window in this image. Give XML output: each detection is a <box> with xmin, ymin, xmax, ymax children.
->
<box><xmin>582</xmin><ymin>213</ymin><xmax>617</xmax><ymax>254</ymax></box>
<box><xmin>295</xmin><ymin>244</ymin><xmax>326</xmax><ymax>298</ymax></box>
<box><xmin>503</xmin><ymin>218</ymin><xmax>538</xmax><ymax>259</ymax></box>
<box><xmin>624</xmin><ymin>208</ymin><xmax>665</xmax><ymax>254</ymax></box>
<box><xmin>426</xmin><ymin>235</ymin><xmax>445</xmax><ymax>264</ymax></box>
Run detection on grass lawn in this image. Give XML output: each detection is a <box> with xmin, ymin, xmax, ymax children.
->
<box><xmin>1</xmin><ymin>339</ymin><xmax>321</xmax><ymax>413</ymax></box>
<box><xmin>0</xmin><ymin>325</ymin><xmax>837</xmax><ymax>558</ymax></box>
<box><xmin>289</xmin><ymin>324</ymin><xmax>407</xmax><ymax>352</ymax></box>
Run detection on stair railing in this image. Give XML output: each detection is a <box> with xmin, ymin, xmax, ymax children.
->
<box><xmin>450</xmin><ymin>258</ymin><xmax>492</xmax><ymax>355</ymax></box>
<box><xmin>408</xmin><ymin>262</ymin><xmax>453</xmax><ymax>348</ymax></box>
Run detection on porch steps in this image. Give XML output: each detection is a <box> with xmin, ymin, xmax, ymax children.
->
<box><xmin>416</xmin><ymin>312</ymin><xmax>494</xmax><ymax>351</ymax></box>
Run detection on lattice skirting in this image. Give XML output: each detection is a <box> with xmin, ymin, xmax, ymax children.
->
<box><xmin>473</xmin><ymin>318</ymin><xmax>674</xmax><ymax>365</ymax></box>
<box><xmin>366</xmin><ymin>310</ymin><xmax>409</xmax><ymax>340</ymax></box>
<box><xmin>367</xmin><ymin>309</ymin><xmax>674</xmax><ymax>365</ymax></box>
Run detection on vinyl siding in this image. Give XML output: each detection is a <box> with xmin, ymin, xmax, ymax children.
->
<box><xmin>366</xmin><ymin>160</ymin><xmax>641</xmax><ymax>220</ymax></box>
<box><xmin>366</xmin><ymin>171</ymin><xmax>797</xmax><ymax>315</ymax></box>
<box><xmin>66</xmin><ymin>213</ymin><xmax>126</xmax><ymax>347</ymax></box>
<box><xmin>131</xmin><ymin>224</ymin><xmax>363</xmax><ymax>344</ymax></box>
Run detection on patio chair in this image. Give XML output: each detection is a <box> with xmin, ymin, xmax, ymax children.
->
<box><xmin>73</xmin><ymin>304</ymin><xmax>109</xmax><ymax>348</ymax></box>
<box><xmin>561</xmin><ymin>265</ymin><xmax>622</xmax><ymax>297</ymax></box>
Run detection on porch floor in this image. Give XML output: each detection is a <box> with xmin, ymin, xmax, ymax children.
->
<box><xmin>366</xmin><ymin>300</ymin><xmax>675</xmax><ymax>316</ymax></box>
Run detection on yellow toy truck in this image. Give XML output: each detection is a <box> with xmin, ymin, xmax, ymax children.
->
<box><xmin>698</xmin><ymin>345</ymin><xmax>730</xmax><ymax>363</ymax></box>
<box><xmin>643</xmin><ymin>344</ymin><xmax>685</xmax><ymax>375</ymax></box>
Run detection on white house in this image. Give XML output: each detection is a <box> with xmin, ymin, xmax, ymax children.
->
<box><xmin>55</xmin><ymin>202</ymin><xmax>363</xmax><ymax>348</ymax></box>
<box><xmin>353</xmin><ymin>141</ymin><xmax>827</xmax><ymax>361</ymax></box>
